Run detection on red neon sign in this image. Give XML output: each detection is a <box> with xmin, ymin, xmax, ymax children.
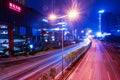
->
<box><xmin>9</xmin><ymin>2</ymin><xmax>21</xmax><ymax>12</ymax></box>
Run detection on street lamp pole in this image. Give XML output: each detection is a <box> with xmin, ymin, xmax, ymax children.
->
<box><xmin>48</xmin><ymin>9</ymin><xmax>79</xmax><ymax>79</ymax></box>
<box><xmin>98</xmin><ymin>13</ymin><xmax>102</xmax><ymax>33</ymax></box>
<box><xmin>62</xmin><ymin>27</ymin><xmax>64</xmax><ymax>79</ymax></box>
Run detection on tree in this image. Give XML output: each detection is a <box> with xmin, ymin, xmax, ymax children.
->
<box><xmin>49</xmin><ymin>67</ymin><xmax>57</xmax><ymax>80</ymax></box>
<box><xmin>40</xmin><ymin>73</ymin><xmax>48</xmax><ymax>80</ymax></box>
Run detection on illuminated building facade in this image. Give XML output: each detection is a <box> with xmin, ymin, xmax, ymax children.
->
<box><xmin>101</xmin><ymin>12</ymin><xmax>119</xmax><ymax>34</ymax></box>
<box><xmin>0</xmin><ymin>0</ymin><xmax>72</xmax><ymax>54</ymax></box>
<box><xmin>0</xmin><ymin>0</ymin><xmax>43</xmax><ymax>54</ymax></box>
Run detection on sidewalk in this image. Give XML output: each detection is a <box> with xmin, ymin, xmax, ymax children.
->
<box><xmin>0</xmin><ymin>50</ymin><xmax>47</xmax><ymax>63</ymax></box>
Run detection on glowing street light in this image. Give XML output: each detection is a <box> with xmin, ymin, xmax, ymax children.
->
<box><xmin>67</xmin><ymin>10</ymin><xmax>79</xmax><ymax>20</ymax></box>
<box><xmin>48</xmin><ymin>9</ymin><xmax>79</xmax><ymax>78</ymax></box>
<box><xmin>48</xmin><ymin>9</ymin><xmax>79</xmax><ymax>21</ymax></box>
<box><xmin>49</xmin><ymin>14</ymin><xmax>57</xmax><ymax>20</ymax></box>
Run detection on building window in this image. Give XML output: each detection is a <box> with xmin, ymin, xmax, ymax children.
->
<box><xmin>20</xmin><ymin>27</ymin><xmax>26</xmax><ymax>35</ymax></box>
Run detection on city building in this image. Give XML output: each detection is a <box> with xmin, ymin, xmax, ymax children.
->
<box><xmin>0</xmin><ymin>0</ymin><xmax>73</xmax><ymax>56</ymax></box>
<box><xmin>13</xmin><ymin>0</ymin><xmax>26</xmax><ymax>6</ymax></box>
<box><xmin>0</xmin><ymin>0</ymin><xmax>43</xmax><ymax>55</ymax></box>
<box><xmin>101</xmin><ymin>12</ymin><xmax>120</xmax><ymax>36</ymax></box>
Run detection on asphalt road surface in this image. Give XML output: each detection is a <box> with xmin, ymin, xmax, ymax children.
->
<box><xmin>0</xmin><ymin>38</ymin><xmax>90</xmax><ymax>80</ymax></box>
<box><xmin>67</xmin><ymin>39</ymin><xmax>120</xmax><ymax>80</ymax></box>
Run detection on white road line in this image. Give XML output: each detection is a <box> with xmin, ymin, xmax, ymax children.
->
<box><xmin>107</xmin><ymin>71</ymin><xmax>110</xmax><ymax>80</ymax></box>
<box><xmin>89</xmin><ymin>69</ymin><xmax>92</xmax><ymax>80</ymax></box>
<box><xmin>103</xmin><ymin>59</ymin><xmax>105</xmax><ymax>63</ymax></box>
<box><xmin>104</xmin><ymin>52</ymin><xmax>118</xmax><ymax>80</ymax></box>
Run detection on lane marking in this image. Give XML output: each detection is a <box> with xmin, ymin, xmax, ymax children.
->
<box><xmin>101</xmin><ymin>44</ymin><xmax>120</xmax><ymax>80</ymax></box>
<box><xmin>107</xmin><ymin>71</ymin><xmax>110</xmax><ymax>80</ymax></box>
<box><xmin>66</xmin><ymin>46</ymin><xmax>91</xmax><ymax>80</ymax></box>
<box><xmin>104</xmin><ymin>52</ymin><xmax>118</xmax><ymax>80</ymax></box>
<box><xmin>89</xmin><ymin>69</ymin><xmax>92</xmax><ymax>80</ymax></box>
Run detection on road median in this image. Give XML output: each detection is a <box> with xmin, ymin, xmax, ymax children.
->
<box><xmin>55</xmin><ymin>42</ymin><xmax>92</xmax><ymax>80</ymax></box>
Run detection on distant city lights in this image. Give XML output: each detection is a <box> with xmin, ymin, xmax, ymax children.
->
<box><xmin>88</xmin><ymin>35</ymin><xmax>94</xmax><ymax>38</ymax></box>
<box><xmin>42</xmin><ymin>18</ymin><xmax>48</xmax><ymax>23</ymax></box>
<box><xmin>29</xmin><ymin>44</ymin><xmax>33</xmax><ymax>49</ymax></box>
<box><xmin>0</xmin><ymin>25</ymin><xmax>8</xmax><ymax>29</ymax></box>
<box><xmin>96</xmin><ymin>32</ymin><xmax>102</xmax><ymax>37</ymax></box>
<box><xmin>117</xmin><ymin>30</ymin><xmax>120</xmax><ymax>32</ymax></box>
<box><xmin>56</xmin><ymin>22</ymin><xmax>68</xmax><ymax>26</ymax></box>
<box><xmin>81</xmin><ymin>30</ymin><xmax>84</xmax><ymax>33</ymax></box>
<box><xmin>49</xmin><ymin>14</ymin><xmax>56</xmax><ymax>20</ymax></box>
<box><xmin>45</xmin><ymin>39</ymin><xmax>48</xmax><ymax>42</ymax></box>
<box><xmin>51</xmin><ymin>36</ymin><xmax>55</xmax><ymax>41</ymax></box>
<box><xmin>88</xmin><ymin>29</ymin><xmax>92</xmax><ymax>34</ymax></box>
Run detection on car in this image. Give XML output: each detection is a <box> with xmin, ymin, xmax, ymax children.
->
<box><xmin>0</xmin><ymin>45</ymin><xmax>8</xmax><ymax>57</ymax></box>
<box><xmin>0</xmin><ymin>42</ymin><xmax>35</xmax><ymax>57</ymax></box>
<box><xmin>0</xmin><ymin>45</ymin><xmax>12</xmax><ymax>57</ymax></box>
<box><xmin>0</xmin><ymin>44</ymin><xmax>26</xmax><ymax>57</ymax></box>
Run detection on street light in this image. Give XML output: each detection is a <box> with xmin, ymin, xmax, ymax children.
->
<box><xmin>67</xmin><ymin>9</ymin><xmax>79</xmax><ymax>40</ymax></box>
<box><xmin>49</xmin><ymin>14</ymin><xmax>57</xmax><ymax>21</ymax></box>
<box><xmin>49</xmin><ymin>9</ymin><xmax>79</xmax><ymax>21</ymax></box>
<box><xmin>48</xmin><ymin>10</ymin><xmax>79</xmax><ymax>78</ymax></box>
<box><xmin>48</xmin><ymin>13</ymin><xmax>64</xmax><ymax>79</ymax></box>
<box><xmin>98</xmin><ymin>10</ymin><xmax>104</xmax><ymax>33</ymax></box>
<box><xmin>67</xmin><ymin>10</ymin><xmax>79</xmax><ymax>20</ymax></box>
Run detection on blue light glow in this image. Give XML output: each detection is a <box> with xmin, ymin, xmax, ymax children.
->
<box><xmin>96</xmin><ymin>32</ymin><xmax>102</xmax><ymax>37</ymax></box>
<box><xmin>81</xmin><ymin>30</ymin><xmax>84</xmax><ymax>33</ymax></box>
<box><xmin>29</xmin><ymin>44</ymin><xmax>33</xmax><ymax>49</ymax></box>
<box><xmin>117</xmin><ymin>30</ymin><xmax>120</xmax><ymax>32</ymax></box>
<box><xmin>42</xmin><ymin>18</ymin><xmax>48</xmax><ymax>23</ymax></box>
<box><xmin>98</xmin><ymin>10</ymin><xmax>105</xmax><ymax>13</ymax></box>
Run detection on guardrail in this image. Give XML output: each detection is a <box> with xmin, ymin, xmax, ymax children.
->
<box><xmin>55</xmin><ymin>42</ymin><xmax>92</xmax><ymax>80</ymax></box>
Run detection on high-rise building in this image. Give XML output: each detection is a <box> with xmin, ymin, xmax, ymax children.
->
<box><xmin>101</xmin><ymin>12</ymin><xmax>117</xmax><ymax>33</ymax></box>
<box><xmin>13</xmin><ymin>0</ymin><xmax>26</xmax><ymax>6</ymax></box>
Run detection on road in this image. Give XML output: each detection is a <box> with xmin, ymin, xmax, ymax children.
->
<box><xmin>0</xmin><ymin>38</ymin><xmax>90</xmax><ymax>80</ymax></box>
<box><xmin>67</xmin><ymin>39</ymin><xmax>120</xmax><ymax>80</ymax></box>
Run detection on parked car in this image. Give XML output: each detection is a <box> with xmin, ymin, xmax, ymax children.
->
<box><xmin>0</xmin><ymin>44</ymin><xmax>26</xmax><ymax>57</ymax></box>
<box><xmin>0</xmin><ymin>45</ymin><xmax>8</xmax><ymax>57</ymax></box>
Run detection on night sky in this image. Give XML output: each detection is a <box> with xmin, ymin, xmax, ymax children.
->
<box><xmin>26</xmin><ymin>0</ymin><xmax>120</xmax><ymax>13</ymax></box>
<box><xmin>26</xmin><ymin>0</ymin><xmax>120</xmax><ymax>31</ymax></box>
